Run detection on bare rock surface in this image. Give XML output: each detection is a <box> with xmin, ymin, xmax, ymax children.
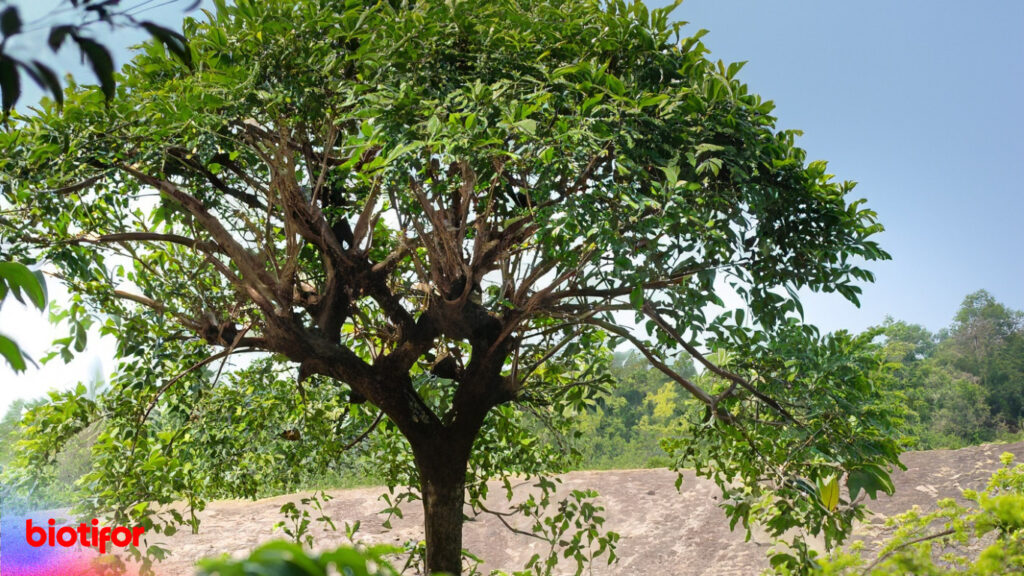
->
<box><xmin>75</xmin><ymin>441</ymin><xmax>1024</xmax><ymax>575</ymax></box>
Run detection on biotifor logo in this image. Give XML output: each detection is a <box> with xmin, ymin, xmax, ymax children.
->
<box><xmin>25</xmin><ymin>518</ymin><xmax>145</xmax><ymax>553</ymax></box>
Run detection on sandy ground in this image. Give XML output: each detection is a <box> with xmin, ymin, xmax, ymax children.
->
<box><xmin>7</xmin><ymin>442</ymin><xmax>1023</xmax><ymax>575</ymax></box>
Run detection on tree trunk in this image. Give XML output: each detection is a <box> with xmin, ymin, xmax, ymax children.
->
<box><xmin>420</xmin><ymin>462</ymin><xmax>467</xmax><ymax>575</ymax></box>
<box><xmin>411</xmin><ymin>434</ymin><xmax>471</xmax><ymax>573</ymax></box>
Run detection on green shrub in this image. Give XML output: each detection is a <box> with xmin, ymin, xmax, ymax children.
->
<box><xmin>196</xmin><ymin>541</ymin><xmax>402</xmax><ymax>576</ymax></box>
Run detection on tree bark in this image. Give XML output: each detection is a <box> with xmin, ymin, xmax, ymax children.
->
<box><xmin>414</xmin><ymin>435</ymin><xmax>472</xmax><ymax>575</ymax></box>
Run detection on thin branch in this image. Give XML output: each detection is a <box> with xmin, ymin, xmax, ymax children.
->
<box><xmin>341</xmin><ymin>411</ymin><xmax>384</xmax><ymax>451</ymax></box>
<box><xmin>471</xmin><ymin>502</ymin><xmax>548</xmax><ymax>542</ymax></box>
<box><xmin>516</xmin><ymin>327</ymin><xmax>585</xmax><ymax>386</ymax></box>
<box><xmin>642</xmin><ymin>302</ymin><xmax>798</xmax><ymax>423</ymax></box>
<box><xmin>165</xmin><ymin>148</ymin><xmax>266</xmax><ymax>211</ymax></box>
<box><xmin>583</xmin><ymin>317</ymin><xmax>716</xmax><ymax>407</ymax></box>
<box><xmin>140</xmin><ymin>347</ymin><xmax>259</xmax><ymax>425</ymax></box>
<box><xmin>862</xmin><ymin>529</ymin><xmax>956</xmax><ymax>574</ymax></box>
<box><xmin>210</xmin><ymin>323</ymin><xmax>254</xmax><ymax>387</ymax></box>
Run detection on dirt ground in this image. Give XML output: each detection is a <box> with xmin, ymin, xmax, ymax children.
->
<box><xmin>9</xmin><ymin>442</ymin><xmax>1024</xmax><ymax>575</ymax></box>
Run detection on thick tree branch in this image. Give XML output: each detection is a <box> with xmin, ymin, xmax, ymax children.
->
<box><xmin>117</xmin><ymin>164</ymin><xmax>280</xmax><ymax>312</ymax></box>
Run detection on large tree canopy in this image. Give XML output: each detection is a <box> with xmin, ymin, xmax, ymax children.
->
<box><xmin>1</xmin><ymin>0</ymin><xmax>904</xmax><ymax>574</ymax></box>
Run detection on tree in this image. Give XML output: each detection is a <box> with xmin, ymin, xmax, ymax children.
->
<box><xmin>0</xmin><ymin>0</ymin><xmax>904</xmax><ymax>573</ymax></box>
<box><xmin>875</xmin><ymin>295</ymin><xmax>1024</xmax><ymax>449</ymax></box>
<box><xmin>878</xmin><ymin>317</ymin><xmax>937</xmax><ymax>364</ymax></box>
<box><xmin>947</xmin><ymin>290</ymin><xmax>1024</xmax><ymax>427</ymax></box>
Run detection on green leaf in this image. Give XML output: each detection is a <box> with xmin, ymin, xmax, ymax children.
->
<box><xmin>629</xmin><ymin>286</ymin><xmax>644</xmax><ymax>310</ymax></box>
<box><xmin>659</xmin><ymin>164</ymin><xmax>680</xmax><ymax>185</ymax></box>
<box><xmin>1</xmin><ymin>6</ymin><xmax>21</xmax><ymax>37</ymax></box>
<box><xmin>140</xmin><ymin>22</ymin><xmax>193</xmax><ymax>68</ymax></box>
<box><xmin>47</xmin><ymin>25</ymin><xmax>74</xmax><ymax>51</ymax></box>
<box><xmin>847</xmin><ymin>466</ymin><xmax>894</xmax><ymax>501</ymax></box>
<box><xmin>637</xmin><ymin>94</ymin><xmax>668</xmax><ymax>108</ymax></box>
<box><xmin>72</xmin><ymin>35</ymin><xmax>116</xmax><ymax>100</ymax></box>
<box><xmin>0</xmin><ymin>56</ymin><xmax>20</xmax><ymax>113</ymax></box>
<box><xmin>0</xmin><ymin>261</ymin><xmax>46</xmax><ymax>309</ymax></box>
<box><xmin>817</xmin><ymin>475</ymin><xmax>839</xmax><ymax>511</ymax></box>
<box><xmin>580</xmin><ymin>93</ymin><xmax>604</xmax><ymax>113</ymax></box>
<box><xmin>27</xmin><ymin>61</ymin><xmax>64</xmax><ymax>107</ymax></box>
<box><xmin>515</xmin><ymin>118</ymin><xmax>537</xmax><ymax>136</ymax></box>
<box><xmin>31</xmin><ymin>268</ymin><xmax>48</xmax><ymax>307</ymax></box>
<box><xmin>770</xmin><ymin>553</ymin><xmax>797</xmax><ymax>569</ymax></box>
<box><xmin>0</xmin><ymin>334</ymin><xmax>28</xmax><ymax>372</ymax></box>
<box><xmin>696</xmin><ymin>157</ymin><xmax>722</xmax><ymax>177</ymax></box>
<box><xmin>605</xmin><ymin>74</ymin><xmax>625</xmax><ymax>96</ymax></box>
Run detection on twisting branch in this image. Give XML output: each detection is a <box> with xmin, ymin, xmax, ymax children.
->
<box><xmin>471</xmin><ymin>502</ymin><xmax>548</xmax><ymax>542</ymax></box>
<box><xmin>582</xmin><ymin>317</ymin><xmax>716</xmax><ymax>407</ymax></box>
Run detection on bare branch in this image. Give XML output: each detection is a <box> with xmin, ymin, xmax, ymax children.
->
<box><xmin>862</xmin><ymin>529</ymin><xmax>956</xmax><ymax>575</ymax></box>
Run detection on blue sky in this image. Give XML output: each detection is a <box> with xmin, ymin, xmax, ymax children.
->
<box><xmin>661</xmin><ymin>0</ymin><xmax>1024</xmax><ymax>334</ymax></box>
<box><xmin>2</xmin><ymin>0</ymin><xmax>1023</xmax><ymax>409</ymax></box>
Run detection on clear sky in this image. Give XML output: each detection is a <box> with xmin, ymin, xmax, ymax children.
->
<box><xmin>659</xmin><ymin>0</ymin><xmax>1024</xmax><ymax>335</ymax></box>
<box><xmin>2</xmin><ymin>0</ymin><xmax>1023</xmax><ymax>410</ymax></box>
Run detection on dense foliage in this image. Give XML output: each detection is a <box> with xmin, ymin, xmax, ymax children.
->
<box><xmin>1</xmin><ymin>0</ymin><xmax>905</xmax><ymax>573</ymax></box>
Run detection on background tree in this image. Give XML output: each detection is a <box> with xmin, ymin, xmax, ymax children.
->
<box><xmin>1</xmin><ymin>0</ymin><xmax>904</xmax><ymax>573</ymax></box>
<box><xmin>876</xmin><ymin>293</ymin><xmax>1024</xmax><ymax>449</ymax></box>
<box><xmin>947</xmin><ymin>290</ymin><xmax>1024</xmax><ymax>427</ymax></box>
